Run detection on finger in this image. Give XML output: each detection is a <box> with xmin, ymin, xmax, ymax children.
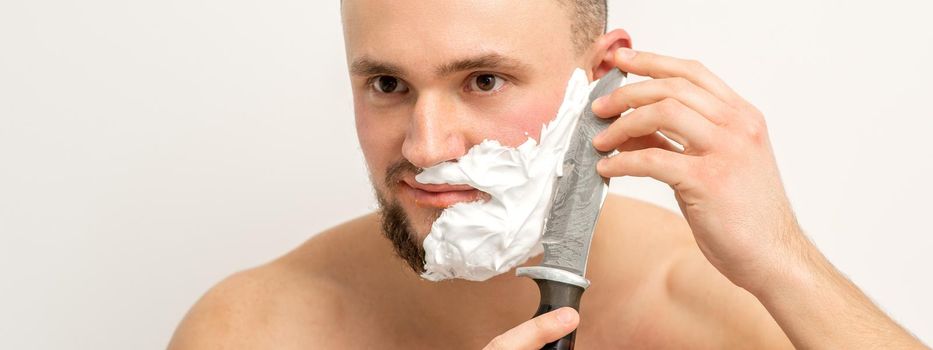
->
<box><xmin>593</xmin><ymin>77</ymin><xmax>733</xmax><ymax>125</ymax></box>
<box><xmin>614</xmin><ymin>133</ymin><xmax>682</xmax><ymax>153</ymax></box>
<box><xmin>593</xmin><ymin>98</ymin><xmax>718</xmax><ymax>153</ymax></box>
<box><xmin>597</xmin><ymin>148</ymin><xmax>697</xmax><ymax>190</ymax></box>
<box><xmin>483</xmin><ymin>307</ymin><xmax>579</xmax><ymax>350</ymax></box>
<box><xmin>610</xmin><ymin>48</ymin><xmax>742</xmax><ymax>105</ymax></box>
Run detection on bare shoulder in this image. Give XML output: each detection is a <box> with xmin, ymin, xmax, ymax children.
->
<box><xmin>594</xmin><ymin>195</ymin><xmax>793</xmax><ymax>348</ymax></box>
<box><xmin>166</xmin><ymin>263</ymin><xmax>347</xmax><ymax>349</ymax></box>
<box><xmin>167</xmin><ymin>214</ymin><xmax>383</xmax><ymax>349</ymax></box>
<box><xmin>662</xmin><ymin>246</ymin><xmax>794</xmax><ymax>349</ymax></box>
<box><xmin>592</xmin><ymin>194</ymin><xmax>696</xmax><ymax>270</ymax></box>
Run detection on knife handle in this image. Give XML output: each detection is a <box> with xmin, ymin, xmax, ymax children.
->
<box><xmin>530</xmin><ymin>278</ymin><xmax>585</xmax><ymax>350</ymax></box>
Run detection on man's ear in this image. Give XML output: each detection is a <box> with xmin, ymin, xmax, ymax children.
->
<box><xmin>587</xmin><ymin>29</ymin><xmax>632</xmax><ymax>80</ymax></box>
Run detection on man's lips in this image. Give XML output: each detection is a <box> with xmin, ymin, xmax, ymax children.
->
<box><xmin>400</xmin><ymin>177</ymin><xmax>487</xmax><ymax>208</ymax></box>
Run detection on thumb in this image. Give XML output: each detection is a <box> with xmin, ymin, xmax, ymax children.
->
<box><xmin>483</xmin><ymin>307</ymin><xmax>580</xmax><ymax>350</ymax></box>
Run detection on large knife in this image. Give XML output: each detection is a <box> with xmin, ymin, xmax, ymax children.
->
<box><xmin>516</xmin><ymin>68</ymin><xmax>626</xmax><ymax>350</ymax></box>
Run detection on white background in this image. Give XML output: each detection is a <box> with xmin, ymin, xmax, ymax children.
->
<box><xmin>1</xmin><ymin>0</ymin><xmax>931</xmax><ymax>348</ymax></box>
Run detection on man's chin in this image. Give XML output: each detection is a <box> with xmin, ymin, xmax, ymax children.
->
<box><xmin>394</xmin><ymin>199</ymin><xmax>441</xmax><ymax>238</ymax></box>
<box><xmin>375</xmin><ymin>190</ymin><xmax>442</xmax><ymax>275</ymax></box>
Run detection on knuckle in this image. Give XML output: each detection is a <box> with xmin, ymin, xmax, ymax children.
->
<box><xmin>715</xmin><ymin>105</ymin><xmax>741</xmax><ymax>125</ymax></box>
<box><xmin>608</xmin><ymin>87</ymin><xmax>629</xmax><ymax>108</ymax></box>
<box><xmin>666</xmin><ymin>77</ymin><xmax>691</xmax><ymax>93</ymax></box>
<box><xmin>609</xmin><ymin>85</ymin><xmax>629</xmax><ymax>102</ymax></box>
<box><xmin>532</xmin><ymin>314</ymin><xmax>555</xmax><ymax>333</ymax></box>
<box><xmin>655</xmin><ymin>98</ymin><xmax>681</xmax><ymax>116</ymax></box>
<box><xmin>743</xmin><ymin>119</ymin><xmax>768</xmax><ymax>143</ymax></box>
<box><xmin>719</xmin><ymin>105</ymin><xmax>740</xmax><ymax>120</ymax></box>
<box><xmin>735</xmin><ymin>109</ymin><xmax>768</xmax><ymax>142</ymax></box>
<box><xmin>685</xmin><ymin>59</ymin><xmax>707</xmax><ymax>73</ymax></box>
<box><xmin>747</xmin><ymin>106</ymin><xmax>766</xmax><ymax>121</ymax></box>
<box><xmin>640</xmin><ymin>148</ymin><xmax>663</xmax><ymax>164</ymax></box>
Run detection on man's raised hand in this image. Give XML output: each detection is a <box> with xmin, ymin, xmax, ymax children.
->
<box><xmin>591</xmin><ymin>48</ymin><xmax>798</xmax><ymax>294</ymax></box>
<box><xmin>590</xmin><ymin>47</ymin><xmax>927</xmax><ymax>349</ymax></box>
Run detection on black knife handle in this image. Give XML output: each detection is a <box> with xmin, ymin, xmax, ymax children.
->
<box><xmin>530</xmin><ymin>278</ymin><xmax>585</xmax><ymax>350</ymax></box>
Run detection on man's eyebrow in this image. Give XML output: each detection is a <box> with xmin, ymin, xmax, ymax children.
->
<box><xmin>350</xmin><ymin>56</ymin><xmax>406</xmax><ymax>77</ymax></box>
<box><xmin>349</xmin><ymin>53</ymin><xmax>529</xmax><ymax>78</ymax></box>
<box><xmin>435</xmin><ymin>53</ymin><xmax>529</xmax><ymax>76</ymax></box>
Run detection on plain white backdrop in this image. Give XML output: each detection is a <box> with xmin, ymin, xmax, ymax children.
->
<box><xmin>1</xmin><ymin>0</ymin><xmax>931</xmax><ymax>348</ymax></box>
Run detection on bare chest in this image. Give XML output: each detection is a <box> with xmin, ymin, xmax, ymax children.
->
<box><xmin>327</xmin><ymin>291</ymin><xmax>717</xmax><ymax>349</ymax></box>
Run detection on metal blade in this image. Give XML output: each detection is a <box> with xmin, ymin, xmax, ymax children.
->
<box><xmin>538</xmin><ymin>68</ymin><xmax>626</xmax><ymax>277</ymax></box>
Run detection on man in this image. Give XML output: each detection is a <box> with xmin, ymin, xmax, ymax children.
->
<box><xmin>169</xmin><ymin>1</ymin><xmax>926</xmax><ymax>348</ymax></box>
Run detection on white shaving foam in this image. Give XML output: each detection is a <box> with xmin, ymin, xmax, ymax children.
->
<box><xmin>416</xmin><ymin>68</ymin><xmax>600</xmax><ymax>281</ymax></box>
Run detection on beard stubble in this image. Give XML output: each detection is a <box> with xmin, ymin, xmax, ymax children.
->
<box><xmin>375</xmin><ymin>159</ymin><xmax>430</xmax><ymax>274</ymax></box>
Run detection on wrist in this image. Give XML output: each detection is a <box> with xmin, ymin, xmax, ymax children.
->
<box><xmin>742</xmin><ymin>226</ymin><xmax>825</xmax><ymax>301</ymax></box>
<box><xmin>741</xmin><ymin>229</ymin><xmax>925</xmax><ymax>348</ymax></box>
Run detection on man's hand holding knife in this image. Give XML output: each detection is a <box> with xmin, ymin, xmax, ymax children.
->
<box><xmin>486</xmin><ymin>48</ymin><xmax>927</xmax><ymax>349</ymax></box>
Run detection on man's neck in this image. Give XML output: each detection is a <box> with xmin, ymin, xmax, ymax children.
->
<box><xmin>362</xmin><ymin>228</ymin><xmax>550</xmax><ymax>342</ymax></box>
<box><xmin>402</xmin><ymin>255</ymin><xmax>545</xmax><ymax>334</ymax></box>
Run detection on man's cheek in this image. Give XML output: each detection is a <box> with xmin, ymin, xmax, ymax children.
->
<box><xmin>482</xmin><ymin>99</ymin><xmax>564</xmax><ymax>145</ymax></box>
<box><xmin>356</xmin><ymin>110</ymin><xmax>406</xmax><ymax>171</ymax></box>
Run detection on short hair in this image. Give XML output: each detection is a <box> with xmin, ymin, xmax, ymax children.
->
<box><xmin>340</xmin><ymin>0</ymin><xmax>607</xmax><ymax>55</ymax></box>
<box><xmin>557</xmin><ymin>0</ymin><xmax>608</xmax><ymax>55</ymax></box>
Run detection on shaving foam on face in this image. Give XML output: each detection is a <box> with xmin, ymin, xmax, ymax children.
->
<box><xmin>416</xmin><ymin>68</ymin><xmax>602</xmax><ymax>281</ymax></box>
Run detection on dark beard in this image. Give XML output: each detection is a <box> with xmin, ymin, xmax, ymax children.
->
<box><xmin>375</xmin><ymin>159</ymin><xmax>427</xmax><ymax>274</ymax></box>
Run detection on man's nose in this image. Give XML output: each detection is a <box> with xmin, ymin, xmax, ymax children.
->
<box><xmin>401</xmin><ymin>93</ymin><xmax>469</xmax><ymax>169</ymax></box>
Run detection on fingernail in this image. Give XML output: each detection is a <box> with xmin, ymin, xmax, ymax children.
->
<box><xmin>556</xmin><ymin>308</ymin><xmax>575</xmax><ymax>325</ymax></box>
<box><xmin>592</xmin><ymin>130</ymin><xmax>604</xmax><ymax>144</ymax></box>
<box><xmin>616</xmin><ymin>47</ymin><xmax>636</xmax><ymax>60</ymax></box>
<box><xmin>591</xmin><ymin>96</ymin><xmax>605</xmax><ymax>111</ymax></box>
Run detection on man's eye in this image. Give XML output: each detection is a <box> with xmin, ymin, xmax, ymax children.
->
<box><xmin>371</xmin><ymin>76</ymin><xmax>409</xmax><ymax>94</ymax></box>
<box><xmin>468</xmin><ymin>74</ymin><xmax>506</xmax><ymax>93</ymax></box>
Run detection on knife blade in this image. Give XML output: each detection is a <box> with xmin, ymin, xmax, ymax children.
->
<box><xmin>515</xmin><ymin>67</ymin><xmax>626</xmax><ymax>350</ymax></box>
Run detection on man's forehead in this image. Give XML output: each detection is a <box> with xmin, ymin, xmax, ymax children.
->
<box><xmin>341</xmin><ymin>0</ymin><xmax>576</xmax><ymax>74</ymax></box>
<box><xmin>341</xmin><ymin>0</ymin><xmax>568</xmax><ymax>22</ymax></box>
